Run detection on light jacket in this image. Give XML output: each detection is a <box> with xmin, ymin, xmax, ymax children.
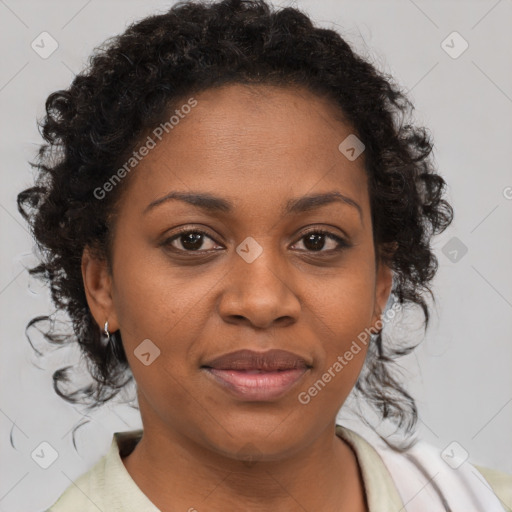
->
<box><xmin>46</xmin><ymin>425</ymin><xmax>512</xmax><ymax>511</ymax></box>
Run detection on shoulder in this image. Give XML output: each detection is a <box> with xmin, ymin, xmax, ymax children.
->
<box><xmin>45</xmin><ymin>447</ymin><xmax>110</xmax><ymax>511</ymax></box>
<box><xmin>46</xmin><ymin>429</ymin><xmax>146</xmax><ymax>512</ymax></box>
<box><xmin>474</xmin><ymin>464</ymin><xmax>512</xmax><ymax>512</ymax></box>
<box><xmin>337</xmin><ymin>424</ymin><xmax>511</xmax><ymax>512</ymax></box>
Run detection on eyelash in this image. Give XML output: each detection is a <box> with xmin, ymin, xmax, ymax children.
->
<box><xmin>162</xmin><ymin>226</ymin><xmax>350</xmax><ymax>255</ymax></box>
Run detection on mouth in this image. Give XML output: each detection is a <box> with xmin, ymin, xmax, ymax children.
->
<box><xmin>201</xmin><ymin>367</ymin><xmax>310</xmax><ymax>401</ymax></box>
<box><xmin>200</xmin><ymin>348</ymin><xmax>312</xmax><ymax>402</ymax></box>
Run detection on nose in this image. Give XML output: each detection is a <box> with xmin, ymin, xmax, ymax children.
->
<box><xmin>216</xmin><ymin>241</ymin><xmax>301</xmax><ymax>329</ymax></box>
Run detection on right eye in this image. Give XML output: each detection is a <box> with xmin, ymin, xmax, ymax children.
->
<box><xmin>162</xmin><ymin>228</ymin><xmax>223</xmax><ymax>253</ymax></box>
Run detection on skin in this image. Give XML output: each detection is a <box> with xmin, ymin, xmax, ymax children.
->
<box><xmin>82</xmin><ymin>83</ymin><xmax>393</xmax><ymax>512</ymax></box>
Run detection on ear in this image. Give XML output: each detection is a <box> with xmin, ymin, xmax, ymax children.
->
<box><xmin>370</xmin><ymin>246</ymin><xmax>395</xmax><ymax>332</ymax></box>
<box><xmin>81</xmin><ymin>246</ymin><xmax>119</xmax><ymax>332</ymax></box>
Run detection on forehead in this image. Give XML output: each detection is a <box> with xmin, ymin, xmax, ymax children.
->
<box><xmin>120</xmin><ymin>83</ymin><xmax>369</xmax><ymax>219</ymax></box>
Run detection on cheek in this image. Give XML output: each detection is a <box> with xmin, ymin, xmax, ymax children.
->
<box><xmin>112</xmin><ymin>223</ymin><xmax>194</xmax><ymax>327</ymax></box>
<box><xmin>305</xmin><ymin>259</ymin><xmax>376</xmax><ymax>342</ymax></box>
<box><xmin>110</xmin><ymin>238</ymin><xmax>225</xmax><ymax>386</ymax></box>
<box><xmin>110</xmin><ymin>253</ymin><xmax>212</xmax><ymax>420</ymax></box>
<box><xmin>301</xmin><ymin>265</ymin><xmax>375</xmax><ymax>396</ymax></box>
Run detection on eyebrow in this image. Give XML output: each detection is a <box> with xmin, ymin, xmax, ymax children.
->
<box><xmin>144</xmin><ymin>190</ymin><xmax>362</xmax><ymax>222</ymax></box>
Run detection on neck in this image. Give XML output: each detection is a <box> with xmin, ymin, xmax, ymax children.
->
<box><xmin>122</xmin><ymin>416</ymin><xmax>367</xmax><ymax>511</ymax></box>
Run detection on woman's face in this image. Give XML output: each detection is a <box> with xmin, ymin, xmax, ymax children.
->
<box><xmin>84</xmin><ymin>83</ymin><xmax>392</xmax><ymax>460</ymax></box>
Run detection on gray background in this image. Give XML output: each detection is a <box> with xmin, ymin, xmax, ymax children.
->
<box><xmin>0</xmin><ymin>1</ymin><xmax>511</xmax><ymax>510</ymax></box>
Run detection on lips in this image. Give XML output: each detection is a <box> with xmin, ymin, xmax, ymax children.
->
<box><xmin>201</xmin><ymin>349</ymin><xmax>311</xmax><ymax>371</ymax></box>
<box><xmin>201</xmin><ymin>349</ymin><xmax>312</xmax><ymax>401</ymax></box>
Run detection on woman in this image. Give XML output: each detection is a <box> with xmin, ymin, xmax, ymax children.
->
<box><xmin>18</xmin><ymin>0</ymin><xmax>511</xmax><ymax>510</ymax></box>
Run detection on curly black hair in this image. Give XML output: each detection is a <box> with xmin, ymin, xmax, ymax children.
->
<box><xmin>17</xmin><ymin>0</ymin><xmax>453</xmax><ymax>449</ymax></box>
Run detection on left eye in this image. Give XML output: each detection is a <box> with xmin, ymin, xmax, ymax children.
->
<box><xmin>291</xmin><ymin>230</ymin><xmax>348</xmax><ymax>252</ymax></box>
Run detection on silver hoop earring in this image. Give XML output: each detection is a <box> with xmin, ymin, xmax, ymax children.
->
<box><xmin>103</xmin><ymin>321</ymin><xmax>122</xmax><ymax>360</ymax></box>
<box><xmin>104</xmin><ymin>321</ymin><xmax>110</xmax><ymax>341</ymax></box>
